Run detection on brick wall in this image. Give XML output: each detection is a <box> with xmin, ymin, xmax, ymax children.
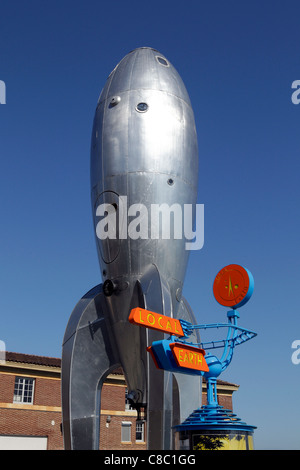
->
<box><xmin>0</xmin><ymin>371</ymin><xmax>146</xmax><ymax>450</ymax></box>
<box><xmin>0</xmin><ymin>360</ymin><xmax>235</xmax><ymax>450</ymax></box>
<box><xmin>0</xmin><ymin>374</ymin><xmax>15</xmax><ymax>402</ymax></box>
<box><xmin>101</xmin><ymin>382</ymin><xmax>126</xmax><ymax>411</ymax></box>
<box><xmin>0</xmin><ymin>372</ymin><xmax>63</xmax><ymax>450</ymax></box>
<box><xmin>100</xmin><ymin>383</ymin><xmax>147</xmax><ymax>450</ymax></box>
<box><xmin>0</xmin><ymin>408</ymin><xmax>63</xmax><ymax>450</ymax></box>
<box><xmin>34</xmin><ymin>377</ymin><xmax>61</xmax><ymax>408</ymax></box>
<box><xmin>100</xmin><ymin>414</ymin><xmax>146</xmax><ymax>450</ymax></box>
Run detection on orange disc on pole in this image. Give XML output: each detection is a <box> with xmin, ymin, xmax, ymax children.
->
<box><xmin>213</xmin><ymin>264</ymin><xmax>254</xmax><ymax>309</ymax></box>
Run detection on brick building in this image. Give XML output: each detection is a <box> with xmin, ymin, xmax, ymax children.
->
<box><xmin>0</xmin><ymin>351</ymin><xmax>238</xmax><ymax>450</ymax></box>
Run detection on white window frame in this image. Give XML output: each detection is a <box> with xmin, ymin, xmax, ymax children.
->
<box><xmin>13</xmin><ymin>377</ymin><xmax>35</xmax><ymax>404</ymax></box>
<box><xmin>136</xmin><ymin>421</ymin><xmax>145</xmax><ymax>442</ymax></box>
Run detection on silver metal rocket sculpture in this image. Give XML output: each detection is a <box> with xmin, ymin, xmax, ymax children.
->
<box><xmin>61</xmin><ymin>47</ymin><xmax>201</xmax><ymax>450</ymax></box>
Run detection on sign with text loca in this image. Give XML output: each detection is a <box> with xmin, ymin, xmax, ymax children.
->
<box><xmin>170</xmin><ymin>343</ymin><xmax>209</xmax><ymax>372</ymax></box>
<box><xmin>129</xmin><ymin>308</ymin><xmax>184</xmax><ymax>337</ymax></box>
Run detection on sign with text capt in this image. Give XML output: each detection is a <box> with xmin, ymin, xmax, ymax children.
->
<box><xmin>170</xmin><ymin>343</ymin><xmax>209</xmax><ymax>372</ymax></box>
<box><xmin>129</xmin><ymin>307</ymin><xmax>184</xmax><ymax>337</ymax></box>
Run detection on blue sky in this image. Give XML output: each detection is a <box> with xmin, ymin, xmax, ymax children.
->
<box><xmin>1</xmin><ymin>0</ymin><xmax>299</xmax><ymax>450</ymax></box>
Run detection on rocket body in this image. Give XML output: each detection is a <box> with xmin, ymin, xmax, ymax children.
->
<box><xmin>90</xmin><ymin>47</ymin><xmax>199</xmax><ymax>402</ymax></box>
<box><xmin>61</xmin><ymin>48</ymin><xmax>200</xmax><ymax>450</ymax></box>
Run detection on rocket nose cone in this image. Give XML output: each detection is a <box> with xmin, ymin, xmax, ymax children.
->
<box><xmin>98</xmin><ymin>47</ymin><xmax>191</xmax><ymax>107</ymax></box>
<box><xmin>129</xmin><ymin>46</ymin><xmax>160</xmax><ymax>52</ymax></box>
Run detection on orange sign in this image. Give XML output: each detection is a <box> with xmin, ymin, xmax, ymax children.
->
<box><xmin>129</xmin><ymin>308</ymin><xmax>184</xmax><ymax>337</ymax></box>
<box><xmin>213</xmin><ymin>264</ymin><xmax>251</xmax><ymax>308</ymax></box>
<box><xmin>170</xmin><ymin>343</ymin><xmax>209</xmax><ymax>372</ymax></box>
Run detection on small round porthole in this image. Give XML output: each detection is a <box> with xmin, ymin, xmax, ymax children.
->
<box><xmin>167</xmin><ymin>178</ymin><xmax>174</xmax><ymax>186</ymax></box>
<box><xmin>156</xmin><ymin>56</ymin><xmax>169</xmax><ymax>67</ymax></box>
<box><xmin>136</xmin><ymin>102</ymin><xmax>149</xmax><ymax>113</ymax></box>
<box><xmin>110</xmin><ymin>96</ymin><xmax>121</xmax><ymax>107</ymax></box>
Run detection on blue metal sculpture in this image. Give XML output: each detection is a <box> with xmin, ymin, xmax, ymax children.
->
<box><xmin>94</xmin><ymin>258</ymin><xmax>257</xmax><ymax>449</ymax></box>
<box><xmin>141</xmin><ymin>299</ymin><xmax>258</xmax><ymax>449</ymax></box>
<box><xmin>147</xmin><ymin>265</ymin><xmax>256</xmax><ymax>377</ymax></box>
<box><xmin>171</xmin><ymin>264</ymin><xmax>257</xmax><ymax>450</ymax></box>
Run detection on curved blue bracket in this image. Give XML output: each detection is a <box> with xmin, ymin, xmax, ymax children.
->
<box><xmin>180</xmin><ymin>310</ymin><xmax>257</xmax><ymax>374</ymax></box>
<box><xmin>147</xmin><ymin>308</ymin><xmax>257</xmax><ymax>408</ymax></box>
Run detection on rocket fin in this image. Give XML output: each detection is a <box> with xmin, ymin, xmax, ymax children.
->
<box><xmin>61</xmin><ymin>284</ymin><xmax>121</xmax><ymax>450</ymax></box>
<box><xmin>173</xmin><ymin>296</ymin><xmax>202</xmax><ymax>424</ymax></box>
<box><xmin>137</xmin><ymin>264</ymin><xmax>173</xmax><ymax>450</ymax></box>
